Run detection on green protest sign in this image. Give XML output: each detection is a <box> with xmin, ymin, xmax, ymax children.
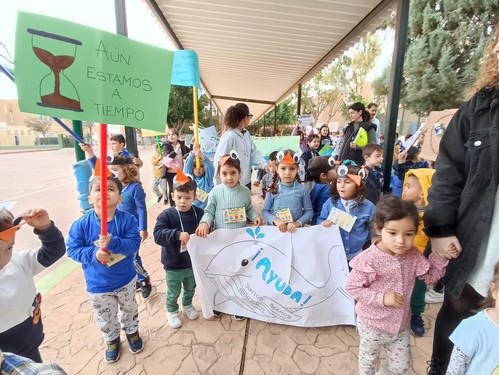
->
<box><xmin>252</xmin><ymin>136</ymin><xmax>300</xmax><ymax>157</ymax></box>
<box><xmin>14</xmin><ymin>11</ymin><xmax>173</xmax><ymax>132</ymax></box>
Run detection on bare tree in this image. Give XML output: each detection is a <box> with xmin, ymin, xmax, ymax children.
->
<box><xmin>327</xmin><ymin>33</ymin><xmax>381</xmax><ymax>98</ymax></box>
<box><xmin>24</xmin><ymin>116</ymin><xmax>52</xmax><ymax>138</ymax></box>
<box><xmin>302</xmin><ymin>71</ymin><xmax>343</xmax><ymax>126</ymax></box>
<box><xmin>82</xmin><ymin>121</ymin><xmax>95</xmax><ymax>141</ymax></box>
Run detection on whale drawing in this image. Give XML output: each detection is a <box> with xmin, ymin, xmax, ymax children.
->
<box><xmin>203</xmin><ymin>226</ymin><xmax>350</xmax><ymax>322</ymax></box>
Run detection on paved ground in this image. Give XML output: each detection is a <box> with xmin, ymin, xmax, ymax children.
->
<box><xmin>2</xmin><ymin>149</ymin><xmax>439</xmax><ymax>374</ymax></box>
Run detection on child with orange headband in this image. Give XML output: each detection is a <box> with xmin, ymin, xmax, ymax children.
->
<box><xmin>196</xmin><ymin>151</ymin><xmax>263</xmax><ymax>321</ymax></box>
<box><xmin>154</xmin><ymin>170</ymin><xmax>204</xmax><ymax>329</ymax></box>
<box><xmin>262</xmin><ymin>150</ymin><xmax>314</xmax><ymax>232</ymax></box>
<box><xmin>317</xmin><ymin>161</ymin><xmax>375</xmax><ymax>262</ymax></box>
<box><xmin>0</xmin><ymin>207</ymin><xmax>65</xmax><ymax>362</ymax></box>
<box><xmin>196</xmin><ymin>151</ymin><xmax>263</xmax><ymax>236</ymax></box>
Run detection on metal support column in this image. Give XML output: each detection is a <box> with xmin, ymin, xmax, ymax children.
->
<box><xmin>115</xmin><ymin>0</ymin><xmax>139</xmax><ymax>157</ymax></box>
<box><xmin>382</xmin><ymin>0</ymin><xmax>410</xmax><ymax>192</ymax></box>
<box><xmin>209</xmin><ymin>100</ymin><xmax>213</xmax><ymax>126</ymax></box>
<box><xmin>263</xmin><ymin>113</ymin><xmax>266</xmax><ymax>136</ymax></box>
<box><xmin>297</xmin><ymin>84</ymin><xmax>302</xmax><ymax>116</ymax></box>
<box><xmin>274</xmin><ymin>105</ymin><xmax>277</xmax><ymax>135</ymax></box>
<box><xmin>72</xmin><ymin>120</ymin><xmax>85</xmax><ymax>161</ymax></box>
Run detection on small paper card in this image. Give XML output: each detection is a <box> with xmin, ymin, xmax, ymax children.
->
<box><xmin>196</xmin><ymin>188</ymin><xmax>208</xmax><ymax>202</ymax></box>
<box><xmin>223</xmin><ymin>207</ymin><xmax>246</xmax><ymax>223</ymax></box>
<box><xmin>276</xmin><ymin>208</ymin><xmax>293</xmax><ymax>223</ymax></box>
<box><xmin>107</xmin><ymin>253</ymin><xmax>126</xmax><ymax>267</ymax></box>
<box><xmin>326</xmin><ymin>207</ymin><xmax>356</xmax><ymax>232</ymax></box>
<box><xmin>318</xmin><ymin>143</ymin><xmax>330</xmax><ymax>156</ymax></box>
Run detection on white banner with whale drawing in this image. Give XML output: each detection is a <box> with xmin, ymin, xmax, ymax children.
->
<box><xmin>189</xmin><ymin>225</ymin><xmax>355</xmax><ymax>327</ymax></box>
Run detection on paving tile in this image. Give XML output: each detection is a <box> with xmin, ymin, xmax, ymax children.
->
<box><xmin>37</xmin><ymin>188</ymin><xmax>442</xmax><ymax>374</ymax></box>
<box><xmin>192</xmin><ymin>344</ymin><xmax>218</xmax><ymax>373</ymax></box>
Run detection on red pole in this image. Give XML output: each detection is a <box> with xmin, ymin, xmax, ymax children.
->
<box><xmin>99</xmin><ymin>124</ymin><xmax>108</xmax><ymax>237</ymax></box>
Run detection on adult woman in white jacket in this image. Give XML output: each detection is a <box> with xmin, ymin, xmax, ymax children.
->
<box><xmin>213</xmin><ymin>103</ymin><xmax>267</xmax><ymax>189</ymax></box>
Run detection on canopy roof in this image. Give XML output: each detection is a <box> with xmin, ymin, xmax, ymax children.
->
<box><xmin>145</xmin><ymin>0</ymin><xmax>397</xmax><ymax>122</ymax></box>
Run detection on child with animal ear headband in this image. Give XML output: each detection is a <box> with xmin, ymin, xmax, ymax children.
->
<box><xmin>196</xmin><ymin>150</ymin><xmax>263</xmax><ymax>238</ymax></box>
<box><xmin>316</xmin><ymin>160</ymin><xmax>375</xmax><ymax>262</ymax></box>
<box><xmin>262</xmin><ymin>150</ymin><xmax>314</xmax><ymax>232</ymax></box>
<box><xmin>195</xmin><ymin>151</ymin><xmax>263</xmax><ymax>321</ymax></box>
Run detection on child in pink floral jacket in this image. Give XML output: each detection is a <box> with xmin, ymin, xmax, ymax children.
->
<box><xmin>346</xmin><ymin>196</ymin><xmax>452</xmax><ymax>375</ymax></box>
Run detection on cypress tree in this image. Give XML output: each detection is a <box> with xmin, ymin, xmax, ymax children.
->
<box><xmin>402</xmin><ymin>0</ymin><xmax>499</xmax><ymax>115</ymax></box>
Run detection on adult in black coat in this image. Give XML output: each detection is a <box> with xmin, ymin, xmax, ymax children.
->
<box><xmin>424</xmin><ymin>25</ymin><xmax>499</xmax><ymax>374</ymax></box>
<box><xmin>337</xmin><ymin>102</ymin><xmax>376</xmax><ymax>165</ymax></box>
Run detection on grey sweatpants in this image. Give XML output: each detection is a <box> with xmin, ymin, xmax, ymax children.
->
<box><xmin>88</xmin><ymin>278</ymin><xmax>139</xmax><ymax>342</ymax></box>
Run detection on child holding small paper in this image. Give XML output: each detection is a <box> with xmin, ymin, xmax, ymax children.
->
<box><xmin>317</xmin><ymin>161</ymin><xmax>375</xmax><ymax>262</ymax></box>
<box><xmin>183</xmin><ymin>145</ymin><xmax>214</xmax><ymax>209</ymax></box>
<box><xmin>262</xmin><ymin>150</ymin><xmax>314</xmax><ymax>232</ymax></box>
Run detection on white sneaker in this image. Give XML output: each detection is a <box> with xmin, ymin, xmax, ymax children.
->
<box><xmin>425</xmin><ymin>289</ymin><xmax>444</xmax><ymax>304</ymax></box>
<box><xmin>183</xmin><ymin>305</ymin><xmax>199</xmax><ymax>320</ymax></box>
<box><xmin>167</xmin><ymin>311</ymin><xmax>182</xmax><ymax>328</ymax></box>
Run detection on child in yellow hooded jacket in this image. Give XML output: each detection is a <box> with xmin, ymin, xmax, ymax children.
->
<box><xmin>402</xmin><ymin>168</ymin><xmax>435</xmax><ymax>337</ymax></box>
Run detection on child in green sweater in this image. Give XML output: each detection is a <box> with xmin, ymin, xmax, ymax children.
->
<box><xmin>195</xmin><ymin>152</ymin><xmax>263</xmax><ymax>321</ymax></box>
<box><xmin>196</xmin><ymin>152</ymin><xmax>263</xmax><ymax>235</ymax></box>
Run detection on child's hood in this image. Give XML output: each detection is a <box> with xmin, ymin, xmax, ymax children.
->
<box><xmin>403</xmin><ymin>168</ymin><xmax>435</xmax><ymax>205</ymax></box>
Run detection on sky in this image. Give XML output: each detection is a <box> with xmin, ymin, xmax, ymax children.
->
<box><xmin>0</xmin><ymin>0</ymin><xmax>174</xmax><ymax>99</ymax></box>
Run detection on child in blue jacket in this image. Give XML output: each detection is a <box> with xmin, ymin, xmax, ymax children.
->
<box><xmin>66</xmin><ymin>175</ymin><xmax>143</xmax><ymax>363</ymax></box>
<box><xmin>317</xmin><ymin>161</ymin><xmax>375</xmax><ymax>261</ymax></box>
<box><xmin>183</xmin><ymin>146</ymin><xmax>214</xmax><ymax>209</ymax></box>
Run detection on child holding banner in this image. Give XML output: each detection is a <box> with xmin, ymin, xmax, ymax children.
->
<box><xmin>153</xmin><ymin>170</ymin><xmax>204</xmax><ymax>329</ymax></box>
<box><xmin>183</xmin><ymin>145</ymin><xmax>214</xmax><ymax>209</ymax></box>
<box><xmin>196</xmin><ymin>152</ymin><xmax>263</xmax><ymax>236</ymax></box>
<box><xmin>196</xmin><ymin>152</ymin><xmax>263</xmax><ymax>320</ymax></box>
<box><xmin>108</xmin><ymin>155</ymin><xmax>152</xmax><ymax>299</ymax></box>
<box><xmin>262</xmin><ymin>150</ymin><xmax>314</xmax><ymax>232</ymax></box>
<box><xmin>66</xmin><ymin>175</ymin><xmax>144</xmax><ymax>363</ymax></box>
<box><xmin>346</xmin><ymin>196</ymin><xmax>449</xmax><ymax>375</ymax></box>
<box><xmin>317</xmin><ymin>161</ymin><xmax>375</xmax><ymax>262</ymax></box>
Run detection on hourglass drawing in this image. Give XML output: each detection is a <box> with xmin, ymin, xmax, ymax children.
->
<box><xmin>28</xmin><ymin>28</ymin><xmax>84</xmax><ymax>112</ymax></box>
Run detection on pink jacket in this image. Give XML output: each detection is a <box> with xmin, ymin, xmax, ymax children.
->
<box><xmin>346</xmin><ymin>242</ymin><xmax>448</xmax><ymax>334</ymax></box>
